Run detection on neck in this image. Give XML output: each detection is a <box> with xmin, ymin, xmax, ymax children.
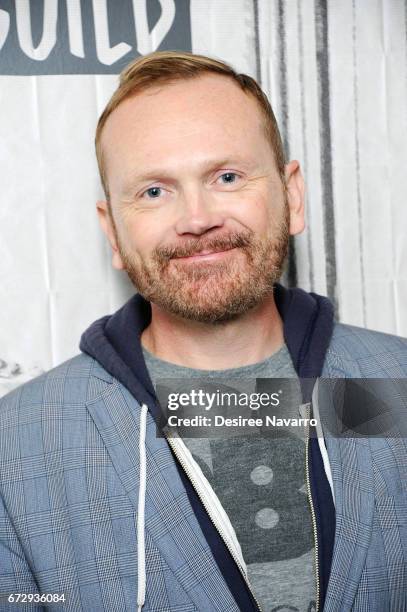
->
<box><xmin>140</xmin><ymin>294</ymin><xmax>284</xmax><ymax>370</ymax></box>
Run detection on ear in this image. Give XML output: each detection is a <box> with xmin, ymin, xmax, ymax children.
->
<box><xmin>284</xmin><ymin>160</ymin><xmax>305</xmax><ymax>236</ymax></box>
<box><xmin>96</xmin><ymin>200</ymin><xmax>125</xmax><ymax>270</ymax></box>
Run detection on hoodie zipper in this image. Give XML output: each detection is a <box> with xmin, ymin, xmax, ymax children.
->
<box><xmin>165</xmin><ymin>435</ymin><xmax>263</xmax><ymax>611</ymax></box>
<box><xmin>305</xmin><ymin>403</ymin><xmax>320</xmax><ymax>611</ymax></box>
<box><xmin>166</xmin><ymin>412</ymin><xmax>320</xmax><ymax>612</ymax></box>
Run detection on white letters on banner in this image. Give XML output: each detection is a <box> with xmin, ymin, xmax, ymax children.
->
<box><xmin>0</xmin><ymin>0</ymin><xmax>177</xmax><ymax>66</ymax></box>
<box><xmin>0</xmin><ymin>9</ymin><xmax>10</xmax><ymax>52</ymax></box>
<box><xmin>66</xmin><ymin>0</ymin><xmax>85</xmax><ymax>58</ymax></box>
<box><xmin>16</xmin><ymin>0</ymin><xmax>58</xmax><ymax>61</ymax></box>
<box><xmin>92</xmin><ymin>0</ymin><xmax>132</xmax><ymax>66</ymax></box>
<box><xmin>133</xmin><ymin>0</ymin><xmax>175</xmax><ymax>55</ymax></box>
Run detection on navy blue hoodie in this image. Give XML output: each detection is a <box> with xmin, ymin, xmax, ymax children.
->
<box><xmin>80</xmin><ymin>283</ymin><xmax>335</xmax><ymax>611</ymax></box>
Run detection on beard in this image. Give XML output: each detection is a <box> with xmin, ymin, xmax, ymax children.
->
<box><xmin>115</xmin><ymin>206</ymin><xmax>289</xmax><ymax>324</ymax></box>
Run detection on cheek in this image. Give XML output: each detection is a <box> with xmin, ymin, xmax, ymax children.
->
<box><xmin>116</xmin><ymin>212</ymin><xmax>167</xmax><ymax>258</ymax></box>
<box><xmin>256</xmin><ymin>190</ymin><xmax>287</xmax><ymax>230</ymax></box>
<box><xmin>234</xmin><ymin>194</ymin><xmax>274</xmax><ymax>234</ymax></box>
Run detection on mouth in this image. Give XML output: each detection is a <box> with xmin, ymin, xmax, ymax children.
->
<box><xmin>172</xmin><ymin>247</ymin><xmax>237</xmax><ymax>262</ymax></box>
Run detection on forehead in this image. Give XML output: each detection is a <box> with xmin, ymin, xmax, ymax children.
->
<box><xmin>101</xmin><ymin>73</ymin><xmax>271</xmax><ymax>184</ymax></box>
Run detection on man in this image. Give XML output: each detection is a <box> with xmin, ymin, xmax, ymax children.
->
<box><xmin>0</xmin><ymin>51</ymin><xmax>406</xmax><ymax>612</ymax></box>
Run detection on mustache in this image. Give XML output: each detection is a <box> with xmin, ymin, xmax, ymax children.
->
<box><xmin>155</xmin><ymin>231</ymin><xmax>254</xmax><ymax>261</ymax></box>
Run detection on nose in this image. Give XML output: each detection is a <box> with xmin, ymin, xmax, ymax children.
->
<box><xmin>174</xmin><ymin>185</ymin><xmax>225</xmax><ymax>235</ymax></box>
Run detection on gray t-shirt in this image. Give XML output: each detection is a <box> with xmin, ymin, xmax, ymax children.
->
<box><xmin>142</xmin><ymin>344</ymin><xmax>317</xmax><ymax>612</ymax></box>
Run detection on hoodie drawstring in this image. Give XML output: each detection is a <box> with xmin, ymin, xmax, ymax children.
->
<box><xmin>137</xmin><ymin>403</ymin><xmax>148</xmax><ymax>611</ymax></box>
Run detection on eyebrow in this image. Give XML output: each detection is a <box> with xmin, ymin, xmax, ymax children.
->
<box><xmin>121</xmin><ymin>157</ymin><xmax>257</xmax><ymax>194</ymax></box>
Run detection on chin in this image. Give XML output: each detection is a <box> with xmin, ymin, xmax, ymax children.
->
<box><xmin>153</xmin><ymin>288</ymin><xmax>272</xmax><ymax>325</ymax></box>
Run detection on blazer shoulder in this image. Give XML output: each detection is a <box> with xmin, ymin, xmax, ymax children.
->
<box><xmin>323</xmin><ymin>322</ymin><xmax>407</xmax><ymax>377</ymax></box>
<box><xmin>0</xmin><ymin>353</ymin><xmax>113</xmax><ymax>415</ymax></box>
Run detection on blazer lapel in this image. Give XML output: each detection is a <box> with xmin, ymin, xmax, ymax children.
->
<box><xmin>86</xmin><ymin>379</ymin><xmax>240</xmax><ymax>612</ymax></box>
<box><xmin>324</xmin><ymin>435</ymin><xmax>375</xmax><ymax>611</ymax></box>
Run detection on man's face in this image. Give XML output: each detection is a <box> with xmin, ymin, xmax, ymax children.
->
<box><xmin>98</xmin><ymin>73</ymin><xmax>304</xmax><ymax>323</ymax></box>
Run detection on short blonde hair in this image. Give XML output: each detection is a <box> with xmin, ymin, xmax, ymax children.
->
<box><xmin>95</xmin><ymin>50</ymin><xmax>286</xmax><ymax>200</ymax></box>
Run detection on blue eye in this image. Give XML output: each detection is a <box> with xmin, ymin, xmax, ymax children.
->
<box><xmin>144</xmin><ymin>186</ymin><xmax>162</xmax><ymax>198</ymax></box>
<box><xmin>219</xmin><ymin>172</ymin><xmax>238</xmax><ymax>184</ymax></box>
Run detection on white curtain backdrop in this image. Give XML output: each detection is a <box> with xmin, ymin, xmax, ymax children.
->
<box><xmin>1</xmin><ymin>0</ymin><xmax>406</xmax><ymax>396</ymax></box>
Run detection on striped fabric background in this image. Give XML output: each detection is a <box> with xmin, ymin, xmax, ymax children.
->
<box><xmin>1</xmin><ymin>0</ymin><xmax>406</xmax><ymax>395</ymax></box>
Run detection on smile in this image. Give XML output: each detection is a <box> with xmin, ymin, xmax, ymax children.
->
<box><xmin>173</xmin><ymin>248</ymin><xmax>237</xmax><ymax>262</ymax></box>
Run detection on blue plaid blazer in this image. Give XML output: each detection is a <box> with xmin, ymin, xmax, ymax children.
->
<box><xmin>0</xmin><ymin>322</ymin><xmax>406</xmax><ymax>611</ymax></box>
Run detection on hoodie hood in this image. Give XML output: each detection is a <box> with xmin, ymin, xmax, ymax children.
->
<box><xmin>79</xmin><ymin>282</ymin><xmax>335</xmax><ymax>611</ymax></box>
<box><xmin>80</xmin><ymin>282</ymin><xmax>334</xmax><ymax>405</ymax></box>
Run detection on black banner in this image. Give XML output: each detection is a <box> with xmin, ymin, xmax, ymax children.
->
<box><xmin>0</xmin><ymin>0</ymin><xmax>191</xmax><ymax>74</ymax></box>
